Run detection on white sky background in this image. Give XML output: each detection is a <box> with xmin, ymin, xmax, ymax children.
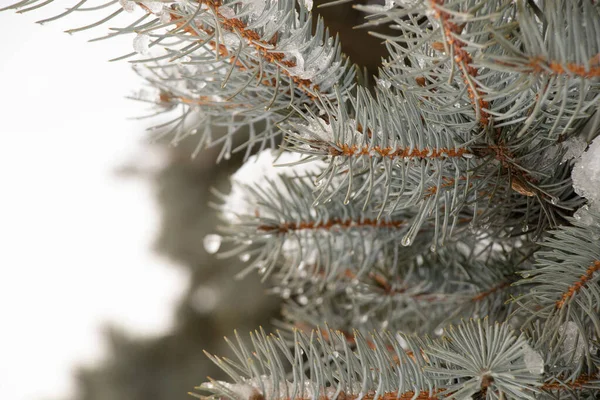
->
<box><xmin>0</xmin><ymin>4</ymin><xmax>189</xmax><ymax>400</ymax></box>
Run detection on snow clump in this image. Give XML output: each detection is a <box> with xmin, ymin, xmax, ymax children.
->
<box><xmin>572</xmin><ymin>136</ymin><xmax>599</xmax><ymax>210</ymax></box>
<box><xmin>222</xmin><ymin>149</ymin><xmax>326</xmax><ymax>223</ymax></box>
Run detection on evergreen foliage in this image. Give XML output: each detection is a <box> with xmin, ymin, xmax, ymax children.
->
<box><xmin>5</xmin><ymin>0</ymin><xmax>600</xmax><ymax>398</ymax></box>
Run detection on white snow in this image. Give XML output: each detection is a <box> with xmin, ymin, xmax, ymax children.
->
<box><xmin>561</xmin><ymin>136</ymin><xmax>588</xmax><ymax>163</ymax></box>
<box><xmin>300</xmin><ymin>116</ymin><xmax>335</xmax><ymax>143</ymax></box>
<box><xmin>141</xmin><ymin>1</ymin><xmax>165</xmax><ymax>14</ymax></box>
<box><xmin>201</xmin><ymin>376</ymin><xmax>331</xmax><ymax>400</ymax></box>
<box><xmin>572</xmin><ymin>136</ymin><xmax>600</xmax><ymax>210</ymax></box>
<box><xmin>573</xmin><ymin>204</ymin><xmax>600</xmax><ymax>228</ymax></box>
<box><xmin>221</xmin><ymin>149</ymin><xmax>327</xmax><ymax>223</ymax></box>
<box><xmin>559</xmin><ymin>322</ymin><xmax>586</xmax><ymax>364</ymax></box>
<box><xmin>360</xmin><ymin>0</ymin><xmax>418</xmax><ymax>13</ymax></box>
<box><xmin>287</xmin><ymin>43</ymin><xmax>335</xmax><ymax>80</ymax></box>
<box><xmin>303</xmin><ymin>0</ymin><xmax>313</xmax><ymax>11</ymax></box>
<box><xmin>133</xmin><ymin>33</ymin><xmax>150</xmax><ymax>55</ymax></box>
<box><xmin>376</xmin><ymin>78</ymin><xmax>392</xmax><ymax>89</ymax></box>
<box><xmin>218</xmin><ymin>5</ymin><xmax>236</xmax><ymax>19</ymax></box>
<box><xmin>241</xmin><ymin>0</ymin><xmax>267</xmax><ymax>21</ymax></box>
<box><xmin>522</xmin><ymin>343</ymin><xmax>544</xmax><ymax>374</ymax></box>
<box><xmin>119</xmin><ymin>0</ymin><xmax>137</xmax><ymax>12</ymax></box>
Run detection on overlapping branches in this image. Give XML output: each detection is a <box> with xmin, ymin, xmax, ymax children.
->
<box><xmin>6</xmin><ymin>0</ymin><xmax>356</xmax><ymax>159</ymax></box>
<box><xmin>514</xmin><ymin>211</ymin><xmax>600</xmax><ymax>344</ymax></box>
<box><xmin>198</xmin><ymin>320</ymin><xmax>545</xmax><ymax>400</ymax></box>
<box><xmin>285</xmin><ymin>85</ymin><xmax>582</xmax><ymax>245</ymax></box>
<box><xmin>216</xmin><ymin>172</ymin><xmax>415</xmax><ymax>289</ymax></box>
<box><xmin>280</xmin><ymin>239</ymin><xmax>530</xmax><ymax>336</ymax></box>
<box><xmin>367</xmin><ymin>0</ymin><xmax>600</xmax><ymax>142</ymax></box>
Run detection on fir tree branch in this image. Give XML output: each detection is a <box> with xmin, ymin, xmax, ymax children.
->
<box><xmin>198</xmin><ymin>321</ymin><xmax>543</xmax><ymax>400</ymax></box>
<box><xmin>429</xmin><ymin>0</ymin><xmax>490</xmax><ymax>126</ymax></box>
<box><xmin>514</xmin><ymin>210</ymin><xmax>600</xmax><ymax>340</ymax></box>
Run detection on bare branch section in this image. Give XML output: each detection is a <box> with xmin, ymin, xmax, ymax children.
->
<box><xmin>429</xmin><ymin>0</ymin><xmax>490</xmax><ymax>126</ymax></box>
<box><xmin>257</xmin><ymin>217</ymin><xmax>405</xmax><ymax>233</ymax></box>
<box><xmin>524</xmin><ymin>54</ymin><xmax>600</xmax><ymax>78</ymax></box>
<box><xmin>327</xmin><ymin>144</ymin><xmax>469</xmax><ymax>159</ymax></box>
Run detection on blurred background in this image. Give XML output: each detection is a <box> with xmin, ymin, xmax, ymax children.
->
<box><xmin>0</xmin><ymin>2</ymin><xmax>386</xmax><ymax>400</ymax></box>
<box><xmin>0</xmin><ymin>5</ymin><xmax>279</xmax><ymax>400</ymax></box>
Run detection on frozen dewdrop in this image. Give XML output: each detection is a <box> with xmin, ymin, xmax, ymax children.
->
<box><xmin>119</xmin><ymin>0</ymin><xmax>136</xmax><ymax>12</ymax></box>
<box><xmin>303</xmin><ymin>0</ymin><xmax>313</xmax><ymax>10</ymax></box>
<box><xmin>160</xmin><ymin>11</ymin><xmax>172</xmax><ymax>24</ymax></box>
<box><xmin>218</xmin><ymin>5</ymin><xmax>236</xmax><ymax>18</ymax></box>
<box><xmin>572</xmin><ymin>136</ymin><xmax>600</xmax><ymax>209</ymax></box>
<box><xmin>298</xmin><ymin>295</ymin><xmax>308</xmax><ymax>305</ymax></box>
<box><xmin>203</xmin><ymin>234</ymin><xmax>222</xmax><ymax>254</ymax></box>
<box><xmin>282</xmin><ymin>288</ymin><xmax>291</xmax><ymax>299</ymax></box>
<box><xmin>522</xmin><ymin>343</ymin><xmax>544</xmax><ymax>374</ymax></box>
<box><xmin>376</xmin><ymin>78</ymin><xmax>391</xmax><ymax>89</ymax></box>
<box><xmin>560</xmin><ymin>322</ymin><xmax>586</xmax><ymax>363</ymax></box>
<box><xmin>241</xmin><ymin>0</ymin><xmax>266</xmax><ymax>20</ymax></box>
<box><xmin>562</xmin><ymin>136</ymin><xmax>588</xmax><ymax>163</ymax></box>
<box><xmin>239</xmin><ymin>253</ymin><xmax>251</xmax><ymax>262</ymax></box>
<box><xmin>133</xmin><ymin>33</ymin><xmax>150</xmax><ymax>55</ymax></box>
<box><xmin>573</xmin><ymin>205</ymin><xmax>598</xmax><ymax>227</ymax></box>
<box><xmin>141</xmin><ymin>1</ymin><xmax>164</xmax><ymax>13</ymax></box>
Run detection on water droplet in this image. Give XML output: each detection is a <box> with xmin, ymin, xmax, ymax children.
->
<box><xmin>343</xmin><ymin>199</ymin><xmax>350</xmax><ymax>205</ymax></box>
<box><xmin>282</xmin><ymin>288</ymin><xmax>291</xmax><ymax>299</ymax></box>
<box><xmin>203</xmin><ymin>234</ymin><xmax>222</xmax><ymax>254</ymax></box>
<box><xmin>351</xmin><ymin>278</ymin><xmax>359</xmax><ymax>286</ymax></box>
<box><xmin>430</xmin><ymin>244</ymin><xmax>437</xmax><ymax>252</ymax></box>
<box><xmin>315</xmin><ymin>297</ymin><xmax>323</xmax><ymax>305</ymax></box>
<box><xmin>224</xmin><ymin>152</ymin><xmax>231</xmax><ymax>160</ymax></box>
<box><xmin>381</xmin><ymin>320</ymin><xmax>389</xmax><ymax>329</ymax></box>
<box><xmin>522</xmin><ymin>224</ymin><xmax>529</xmax><ymax>232</ymax></box>
<box><xmin>359</xmin><ymin>314</ymin><xmax>369</xmax><ymax>323</ymax></box>
<box><xmin>239</xmin><ymin>253</ymin><xmax>250</xmax><ymax>262</ymax></box>
<box><xmin>119</xmin><ymin>0</ymin><xmax>136</xmax><ymax>12</ymax></box>
<box><xmin>298</xmin><ymin>261</ymin><xmax>306</xmax><ymax>270</ymax></box>
<box><xmin>401</xmin><ymin>235</ymin><xmax>412</xmax><ymax>246</ymax></box>
<box><xmin>190</xmin><ymin>128</ymin><xmax>198</xmax><ymax>135</ymax></box>
<box><xmin>550</xmin><ymin>196</ymin><xmax>559</xmax><ymax>205</ymax></box>
<box><xmin>332</xmin><ymin>351</ymin><xmax>340</xmax><ymax>358</ymax></box>
<box><xmin>298</xmin><ymin>295</ymin><xmax>308</xmax><ymax>305</ymax></box>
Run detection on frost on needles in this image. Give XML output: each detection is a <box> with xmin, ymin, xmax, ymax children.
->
<box><xmin>5</xmin><ymin>0</ymin><xmax>600</xmax><ymax>398</ymax></box>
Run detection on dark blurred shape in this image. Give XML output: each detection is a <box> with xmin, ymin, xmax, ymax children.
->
<box><xmin>71</xmin><ymin>141</ymin><xmax>280</xmax><ymax>400</ymax></box>
<box><xmin>314</xmin><ymin>0</ymin><xmax>396</xmax><ymax>78</ymax></box>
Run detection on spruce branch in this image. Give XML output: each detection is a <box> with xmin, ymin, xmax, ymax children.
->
<box><xmin>197</xmin><ymin>320</ymin><xmax>545</xmax><ymax>400</ymax></box>
<box><xmin>514</xmin><ymin>210</ymin><xmax>600</xmax><ymax>343</ymax></box>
